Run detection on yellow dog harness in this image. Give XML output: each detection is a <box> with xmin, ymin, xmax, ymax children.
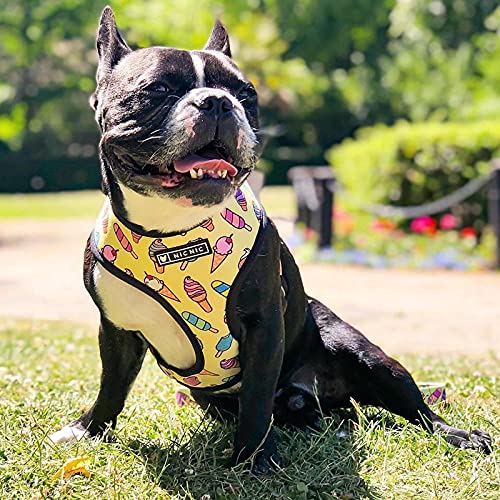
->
<box><xmin>91</xmin><ymin>182</ymin><xmax>265</xmax><ymax>390</ymax></box>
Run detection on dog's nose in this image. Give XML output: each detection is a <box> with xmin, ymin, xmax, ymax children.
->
<box><xmin>194</xmin><ymin>95</ymin><xmax>233</xmax><ymax>116</ymax></box>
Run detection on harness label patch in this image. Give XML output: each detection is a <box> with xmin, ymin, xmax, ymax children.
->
<box><xmin>153</xmin><ymin>238</ymin><xmax>212</xmax><ymax>266</ymax></box>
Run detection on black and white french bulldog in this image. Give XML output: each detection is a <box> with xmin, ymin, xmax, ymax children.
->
<box><xmin>50</xmin><ymin>7</ymin><xmax>492</xmax><ymax>474</ymax></box>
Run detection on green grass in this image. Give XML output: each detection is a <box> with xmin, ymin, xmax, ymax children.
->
<box><xmin>0</xmin><ymin>319</ymin><xmax>498</xmax><ymax>499</ymax></box>
<box><xmin>0</xmin><ymin>187</ymin><xmax>294</xmax><ymax>220</ymax></box>
<box><xmin>0</xmin><ymin>191</ymin><xmax>105</xmax><ymax>219</ymax></box>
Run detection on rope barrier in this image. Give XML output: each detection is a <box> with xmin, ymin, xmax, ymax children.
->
<box><xmin>352</xmin><ymin>172</ymin><xmax>494</xmax><ymax>219</ymax></box>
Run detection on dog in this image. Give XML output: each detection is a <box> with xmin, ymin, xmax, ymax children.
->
<box><xmin>50</xmin><ymin>7</ymin><xmax>492</xmax><ymax>474</ymax></box>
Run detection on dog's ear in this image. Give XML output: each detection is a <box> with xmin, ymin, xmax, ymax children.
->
<box><xmin>90</xmin><ymin>7</ymin><xmax>131</xmax><ymax>111</ymax></box>
<box><xmin>96</xmin><ymin>6</ymin><xmax>131</xmax><ymax>82</ymax></box>
<box><xmin>203</xmin><ymin>19</ymin><xmax>231</xmax><ymax>57</ymax></box>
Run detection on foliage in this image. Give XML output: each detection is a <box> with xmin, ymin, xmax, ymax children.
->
<box><xmin>327</xmin><ymin>120</ymin><xmax>500</xmax><ymax>231</ymax></box>
<box><xmin>1</xmin><ymin>1</ymin><xmax>500</xmax><ymax>190</ymax></box>
<box><xmin>1</xmin><ymin>318</ymin><xmax>498</xmax><ymax>498</ymax></box>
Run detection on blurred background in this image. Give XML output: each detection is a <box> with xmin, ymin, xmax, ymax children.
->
<box><xmin>0</xmin><ymin>1</ymin><xmax>500</xmax><ymax>349</ymax></box>
<box><xmin>1</xmin><ymin>1</ymin><xmax>500</xmax><ymax>268</ymax></box>
<box><xmin>1</xmin><ymin>0</ymin><xmax>499</xmax><ymax>185</ymax></box>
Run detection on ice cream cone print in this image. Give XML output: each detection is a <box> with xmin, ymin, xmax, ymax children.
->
<box><xmin>199</xmin><ymin>369</ymin><xmax>218</xmax><ymax>376</ymax></box>
<box><xmin>211</xmin><ymin>235</ymin><xmax>233</xmax><ymax>273</ymax></box>
<box><xmin>238</xmin><ymin>248</ymin><xmax>251</xmax><ymax>269</ymax></box>
<box><xmin>183</xmin><ymin>376</ymin><xmax>201</xmax><ymax>387</ymax></box>
<box><xmin>159</xmin><ymin>283</ymin><xmax>180</xmax><ymax>302</ymax></box>
<box><xmin>182</xmin><ymin>311</ymin><xmax>218</xmax><ymax>333</ymax></box>
<box><xmin>102</xmin><ymin>245</ymin><xmax>118</xmax><ymax>263</ymax></box>
<box><xmin>211</xmin><ymin>253</ymin><xmax>228</xmax><ymax>273</ymax></box>
<box><xmin>124</xmin><ymin>268</ymin><xmax>134</xmax><ymax>277</ymax></box>
<box><xmin>221</xmin><ymin>208</ymin><xmax>251</xmax><ymax>231</ymax></box>
<box><xmin>220</xmin><ymin>356</ymin><xmax>239</xmax><ymax>369</ymax></box>
<box><xmin>215</xmin><ymin>333</ymin><xmax>233</xmax><ymax>358</ymax></box>
<box><xmin>148</xmin><ymin>239</ymin><xmax>167</xmax><ymax>274</ymax></box>
<box><xmin>235</xmin><ymin>188</ymin><xmax>248</xmax><ymax>211</ymax></box>
<box><xmin>184</xmin><ymin>276</ymin><xmax>212</xmax><ymax>312</ymax></box>
<box><xmin>144</xmin><ymin>273</ymin><xmax>180</xmax><ymax>302</ymax></box>
<box><xmin>131</xmin><ymin>231</ymin><xmax>142</xmax><ymax>244</ymax></box>
<box><xmin>200</xmin><ymin>218</ymin><xmax>215</xmax><ymax>232</ymax></box>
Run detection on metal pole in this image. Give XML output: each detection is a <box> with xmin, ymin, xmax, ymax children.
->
<box><xmin>317</xmin><ymin>176</ymin><xmax>334</xmax><ymax>249</ymax></box>
<box><xmin>488</xmin><ymin>160</ymin><xmax>500</xmax><ymax>269</ymax></box>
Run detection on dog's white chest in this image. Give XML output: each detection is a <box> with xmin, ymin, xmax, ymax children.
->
<box><xmin>93</xmin><ymin>263</ymin><xmax>196</xmax><ymax>369</ymax></box>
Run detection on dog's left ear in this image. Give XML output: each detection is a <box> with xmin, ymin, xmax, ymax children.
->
<box><xmin>203</xmin><ymin>19</ymin><xmax>231</xmax><ymax>57</ymax></box>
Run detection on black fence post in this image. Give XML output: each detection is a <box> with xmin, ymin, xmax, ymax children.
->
<box><xmin>314</xmin><ymin>169</ymin><xmax>336</xmax><ymax>249</ymax></box>
<box><xmin>488</xmin><ymin>159</ymin><xmax>500</xmax><ymax>270</ymax></box>
<box><xmin>288</xmin><ymin>166</ymin><xmax>336</xmax><ymax>250</ymax></box>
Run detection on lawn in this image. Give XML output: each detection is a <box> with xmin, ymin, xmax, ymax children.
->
<box><xmin>0</xmin><ymin>186</ymin><xmax>295</xmax><ymax>220</ymax></box>
<box><xmin>0</xmin><ymin>318</ymin><xmax>498</xmax><ymax>499</ymax></box>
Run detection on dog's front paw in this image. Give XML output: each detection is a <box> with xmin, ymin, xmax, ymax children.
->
<box><xmin>251</xmin><ymin>449</ymin><xmax>283</xmax><ymax>475</ymax></box>
<box><xmin>468</xmin><ymin>429</ymin><xmax>492</xmax><ymax>454</ymax></box>
<box><xmin>48</xmin><ymin>423</ymin><xmax>89</xmax><ymax>444</ymax></box>
<box><xmin>231</xmin><ymin>433</ymin><xmax>283</xmax><ymax>475</ymax></box>
<box><xmin>48</xmin><ymin>420</ymin><xmax>116</xmax><ymax>445</ymax></box>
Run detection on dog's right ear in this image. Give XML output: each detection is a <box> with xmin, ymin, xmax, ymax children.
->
<box><xmin>90</xmin><ymin>6</ymin><xmax>131</xmax><ymax>110</ymax></box>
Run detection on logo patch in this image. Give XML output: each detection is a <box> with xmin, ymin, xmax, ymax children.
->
<box><xmin>153</xmin><ymin>238</ymin><xmax>212</xmax><ymax>266</ymax></box>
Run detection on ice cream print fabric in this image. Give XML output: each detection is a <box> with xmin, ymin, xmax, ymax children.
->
<box><xmin>92</xmin><ymin>182</ymin><xmax>264</xmax><ymax>390</ymax></box>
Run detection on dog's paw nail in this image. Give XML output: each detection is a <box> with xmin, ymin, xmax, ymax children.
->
<box><xmin>470</xmin><ymin>429</ymin><xmax>493</xmax><ymax>453</ymax></box>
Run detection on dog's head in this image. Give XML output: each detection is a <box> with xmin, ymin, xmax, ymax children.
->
<box><xmin>91</xmin><ymin>7</ymin><xmax>259</xmax><ymax>230</ymax></box>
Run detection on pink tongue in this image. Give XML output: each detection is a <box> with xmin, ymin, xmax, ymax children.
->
<box><xmin>173</xmin><ymin>155</ymin><xmax>238</xmax><ymax>176</ymax></box>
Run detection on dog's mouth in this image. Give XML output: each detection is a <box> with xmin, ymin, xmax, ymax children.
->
<box><xmin>127</xmin><ymin>140</ymin><xmax>240</xmax><ymax>189</ymax></box>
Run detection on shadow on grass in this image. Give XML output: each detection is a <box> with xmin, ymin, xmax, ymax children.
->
<box><xmin>129</xmin><ymin>411</ymin><xmax>382</xmax><ymax>499</ymax></box>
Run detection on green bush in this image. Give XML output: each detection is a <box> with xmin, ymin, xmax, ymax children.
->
<box><xmin>326</xmin><ymin>120</ymin><xmax>500</xmax><ymax>230</ymax></box>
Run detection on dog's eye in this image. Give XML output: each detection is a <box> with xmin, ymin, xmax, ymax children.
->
<box><xmin>145</xmin><ymin>82</ymin><xmax>170</xmax><ymax>94</ymax></box>
<box><xmin>237</xmin><ymin>85</ymin><xmax>257</xmax><ymax>103</ymax></box>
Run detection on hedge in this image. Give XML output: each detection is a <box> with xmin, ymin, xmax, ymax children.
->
<box><xmin>326</xmin><ymin>121</ymin><xmax>500</xmax><ymax>229</ymax></box>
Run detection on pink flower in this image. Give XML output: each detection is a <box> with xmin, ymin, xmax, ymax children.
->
<box><xmin>460</xmin><ymin>227</ymin><xmax>476</xmax><ymax>239</ymax></box>
<box><xmin>440</xmin><ymin>214</ymin><xmax>457</xmax><ymax>230</ymax></box>
<box><xmin>410</xmin><ymin>216</ymin><xmax>437</xmax><ymax>235</ymax></box>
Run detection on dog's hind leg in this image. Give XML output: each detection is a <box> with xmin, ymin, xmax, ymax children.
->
<box><xmin>49</xmin><ymin>316</ymin><xmax>147</xmax><ymax>443</ymax></box>
<box><xmin>350</xmin><ymin>352</ymin><xmax>492</xmax><ymax>453</ymax></box>
<box><xmin>308</xmin><ymin>298</ymin><xmax>492</xmax><ymax>453</ymax></box>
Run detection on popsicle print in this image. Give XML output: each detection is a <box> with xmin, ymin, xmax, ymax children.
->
<box><xmin>102</xmin><ymin>205</ymin><xmax>109</xmax><ymax>233</ymax></box>
<box><xmin>238</xmin><ymin>248</ymin><xmax>251</xmax><ymax>269</ymax></box>
<box><xmin>215</xmin><ymin>333</ymin><xmax>233</xmax><ymax>358</ymax></box>
<box><xmin>221</xmin><ymin>208</ymin><xmax>251</xmax><ymax>231</ymax></box>
<box><xmin>113</xmin><ymin>223</ymin><xmax>138</xmax><ymax>259</ymax></box>
<box><xmin>182</xmin><ymin>311</ymin><xmax>218</xmax><ymax>333</ymax></box>
<box><xmin>253</xmin><ymin>201</ymin><xmax>263</xmax><ymax>221</ymax></box>
<box><xmin>211</xmin><ymin>280</ymin><xmax>230</xmax><ymax>298</ymax></box>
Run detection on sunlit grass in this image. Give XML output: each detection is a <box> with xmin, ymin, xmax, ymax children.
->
<box><xmin>0</xmin><ymin>318</ymin><xmax>498</xmax><ymax>499</ymax></box>
<box><xmin>0</xmin><ymin>186</ymin><xmax>294</xmax><ymax>220</ymax></box>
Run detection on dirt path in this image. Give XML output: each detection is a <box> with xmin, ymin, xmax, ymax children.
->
<box><xmin>1</xmin><ymin>219</ymin><xmax>499</xmax><ymax>357</ymax></box>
